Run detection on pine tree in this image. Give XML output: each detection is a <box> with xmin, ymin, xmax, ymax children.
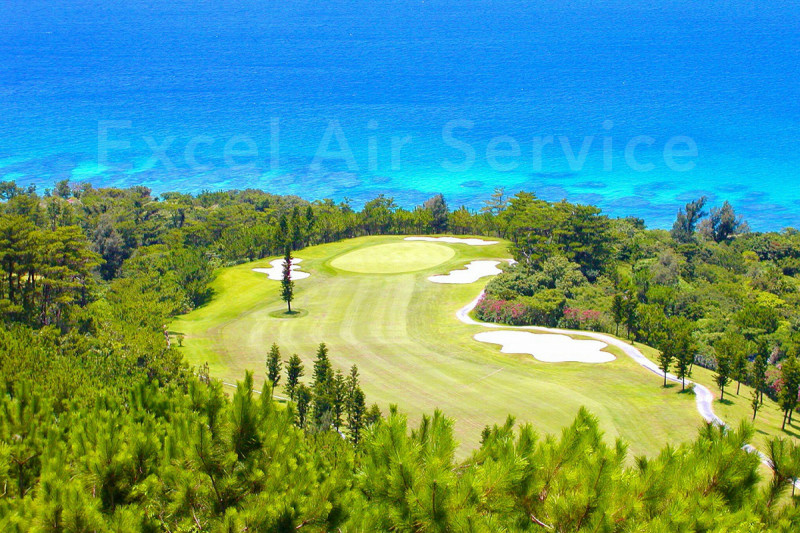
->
<box><xmin>266</xmin><ymin>343</ymin><xmax>282</xmax><ymax>395</ymax></box>
<box><xmin>281</xmin><ymin>246</ymin><xmax>294</xmax><ymax>313</ymax></box>
<box><xmin>733</xmin><ymin>350</ymin><xmax>748</xmax><ymax>395</ymax></box>
<box><xmin>230</xmin><ymin>372</ymin><xmax>262</xmax><ymax>460</ymax></box>
<box><xmin>611</xmin><ymin>294</ymin><xmax>625</xmax><ymax>337</ymax></box>
<box><xmin>295</xmin><ymin>384</ymin><xmax>312</xmax><ymax>428</ymax></box>
<box><xmin>285</xmin><ymin>354</ymin><xmax>304</xmax><ymax>400</ymax></box>
<box><xmin>656</xmin><ymin>332</ymin><xmax>675</xmax><ymax>388</ymax></box>
<box><xmin>311</xmin><ymin>343</ymin><xmax>334</xmax><ymax>428</ymax></box>
<box><xmin>715</xmin><ymin>343</ymin><xmax>732</xmax><ymax>400</ymax></box>
<box><xmin>753</xmin><ymin>350</ymin><xmax>769</xmax><ymax>405</ymax></box>
<box><xmin>346</xmin><ymin>364</ymin><xmax>360</xmax><ymax>398</ymax></box>
<box><xmin>347</xmin><ymin>386</ymin><xmax>366</xmax><ymax>444</ymax></box>
<box><xmin>671</xmin><ymin>318</ymin><xmax>695</xmax><ymax>390</ymax></box>
<box><xmin>779</xmin><ymin>354</ymin><xmax>800</xmax><ymax>430</ymax></box>
<box><xmin>332</xmin><ymin>370</ymin><xmax>346</xmax><ymax>430</ymax></box>
<box><xmin>721</xmin><ymin>332</ymin><xmax>749</xmax><ymax>395</ymax></box>
<box><xmin>623</xmin><ymin>298</ymin><xmax>638</xmax><ymax>340</ymax></box>
<box><xmin>366</xmin><ymin>404</ymin><xmax>382</xmax><ymax>426</ymax></box>
<box><xmin>751</xmin><ymin>388</ymin><xmax>761</xmax><ymax>420</ymax></box>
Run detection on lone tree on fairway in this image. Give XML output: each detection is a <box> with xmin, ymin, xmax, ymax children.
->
<box><xmin>285</xmin><ymin>354</ymin><xmax>304</xmax><ymax>400</ymax></box>
<box><xmin>266</xmin><ymin>343</ymin><xmax>282</xmax><ymax>395</ymax></box>
<box><xmin>281</xmin><ymin>246</ymin><xmax>295</xmax><ymax>313</ymax></box>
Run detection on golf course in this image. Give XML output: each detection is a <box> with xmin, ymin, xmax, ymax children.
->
<box><xmin>172</xmin><ymin>235</ymin><xmax>790</xmax><ymax>458</ymax></box>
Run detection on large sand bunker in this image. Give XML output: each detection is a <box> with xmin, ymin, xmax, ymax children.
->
<box><xmin>474</xmin><ymin>330</ymin><xmax>615</xmax><ymax>363</ymax></box>
<box><xmin>428</xmin><ymin>261</ymin><xmax>502</xmax><ymax>284</ymax></box>
<box><xmin>253</xmin><ymin>258</ymin><xmax>310</xmax><ymax>280</ymax></box>
<box><xmin>405</xmin><ymin>236</ymin><xmax>499</xmax><ymax>246</ymax></box>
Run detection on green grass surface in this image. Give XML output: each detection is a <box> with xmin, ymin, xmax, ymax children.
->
<box><xmin>172</xmin><ymin>235</ymin><xmax>723</xmax><ymax>458</ymax></box>
<box><xmin>329</xmin><ymin>241</ymin><xmax>455</xmax><ymax>273</ymax></box>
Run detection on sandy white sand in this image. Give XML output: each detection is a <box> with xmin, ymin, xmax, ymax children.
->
<box><xmin>428</xmin><ymin>260</ymin><xmax>502</xmax><ymax>284</ymax></box>
<box><xmin>253</xmin><ymin>258</ymin><xmax>310</xmax><ymax>281</ymax></box>
<box><xmin>473</xmin><ymin>330</ymin><xmax>615</xmax><ymax>364</ymax></box>
<box><xmin>405</xmin><ymin>236</ymin><xmax>499</xmax><ymax>246</ymax></box>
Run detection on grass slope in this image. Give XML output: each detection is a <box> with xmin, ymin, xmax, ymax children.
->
<box><xmin>634</xmin><ymin>342</ymin><xmax>800</xmax><ymax>444</ymax></box>
<box><xmin>174</xmin><ymin>236</ymin><xmax>719</xmax><ymax>458</ymax></box>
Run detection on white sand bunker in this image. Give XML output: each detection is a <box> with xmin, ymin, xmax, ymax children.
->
<box><xmin>474</xmin><ymin>330</ymin><xmax>615</xmax><ymax>364</ymax></box>
<box><xmin>253</xmin><ymin>258</ymin><xmax>310</xmax><ymax>281</ymax></box>
<box><xmin>405</xmin><ymin>236</ymin><xmax>498</xmax><ymax>246</ymax></box>
<box><xmin>429</xmin><ymin>261</ymin><xmax>502</xmax><ymax>284</ymax></box>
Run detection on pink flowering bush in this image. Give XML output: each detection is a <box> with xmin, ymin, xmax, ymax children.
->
<box><xmin>474</xmin><ymin>290</ymin><xmax>566</xmax><ymax>327</ymax></box>
<box><xmin>560</xmin><ymin>307</ymin><xmax>604</xmax><ymax>331</ymax></box>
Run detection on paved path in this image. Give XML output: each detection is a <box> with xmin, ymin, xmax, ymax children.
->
<box><xmin>458</xmin><ymin>290</ymin><xmax>800</xmax><ymax>487</ymax></box>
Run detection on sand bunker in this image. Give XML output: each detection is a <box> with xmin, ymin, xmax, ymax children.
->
<box><xmin>405</xmin><ymin>236</ymin><xmax>498</xmax><ymax>246</ymax></box>
<box><xmin>253</xmin><ymin>258</ymin><xmax>310</xmax><ymax>281</ymax></box>
<box><xmin>474</xmin><ymin>330</ymin><xmax>615</xmax><ymax>363</ymax></box>
<box><xmin>429</xmin><ymin>261</ymin><xmax>502</xmax><ymax>284</ymax></box>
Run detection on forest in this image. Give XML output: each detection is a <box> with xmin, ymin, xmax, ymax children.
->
<box><xmin>1</xmin><ymin>180</ymin><xmax>800</xmax><ymax>530</ymax></box>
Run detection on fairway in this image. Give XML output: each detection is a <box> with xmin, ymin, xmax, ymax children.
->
<box><xmin>172</xmin><ymin>236</ymin><xmax>725</xmax><ymax>458</ymax></box>
<box><xmin>330</xmin><ymin>241</ymin><xmax>455</xmax><ymax>273</ymax></box>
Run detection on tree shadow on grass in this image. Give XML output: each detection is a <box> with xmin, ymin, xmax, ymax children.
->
<box><xmin>717</xmin><ymin>398</ymin><xmax>734</xmax><ymax>406</ymax></box>
<box><xmin>781</xmin><ymin>423</ymin><xmax>800</xmax><ymax>439</ymax></box>
<box><xmin>662</xmin><ymin>383</ymin><xmax>677</xmax><ymax>390</ymax></box>
<box><xmin>268</xmin><ymin>308</ymin><xmax>309</xmax><ymax>319</ymax></box>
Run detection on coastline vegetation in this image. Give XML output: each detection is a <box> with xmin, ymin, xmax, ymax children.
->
<box><xmin>1</xmin><ymin>180</ymin><xmax>799</xmax><ymax>529</ymax></box>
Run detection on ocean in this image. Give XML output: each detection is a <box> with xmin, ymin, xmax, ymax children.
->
<box><xmin>1</xmin><ymin>0</ymin><xmax>798</xmax><ymax>229</ymax></box>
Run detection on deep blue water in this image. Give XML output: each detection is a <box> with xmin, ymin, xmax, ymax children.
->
<box><xmin>1</xmin><ymin>0</ymin><xmax>799</xmax><ymax>229</ymax></box>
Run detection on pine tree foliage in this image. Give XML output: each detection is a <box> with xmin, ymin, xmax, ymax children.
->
<box><xmin>266</xmin><ymin>342</ymin><xmax>281</xmax><ymax>392</ymax></box>
<box><xmin>2</xmin><ymin>372</ymin><xmax>800</xmax><ymax>530</ymax></box>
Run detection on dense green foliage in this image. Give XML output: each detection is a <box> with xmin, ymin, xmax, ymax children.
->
<box><xmin>2</xmin><ymin>181</ymin><xmax>800</xmax><ymax>529</ymax></box>
<box><xmin>483</xmin><ymin>192</ymin><xmax>800</xmax><ymax>426</ymax></box>
<box><xmin>2</xmin><ymin>370</ymin><xmax>800</xmax><ymax>531</ymax></box>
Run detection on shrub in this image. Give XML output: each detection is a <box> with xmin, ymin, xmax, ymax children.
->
<box><xmin>560</xmin><ymin>307</ymin><xmax>604</xmax><ymax>331</ymax></box>
<box><xmin>474</xmin><ymin>290</ymin><xmax>566</xmax><ymax>327</ymax></box>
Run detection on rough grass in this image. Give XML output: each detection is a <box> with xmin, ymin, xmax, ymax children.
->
<box><xmin>173</xmin><ymin>235</ymin><xmax>718</xmax><ymax>458</ymax></box>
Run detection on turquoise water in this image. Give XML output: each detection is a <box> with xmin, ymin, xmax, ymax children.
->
<box><xmin>1</xmin><ymin>0</ymin><xmax>799</xmax><ymax>229</ymax></box>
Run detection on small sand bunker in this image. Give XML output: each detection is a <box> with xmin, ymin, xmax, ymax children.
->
<box><xmin>253</xmin><ymin>258</ymin><xmax>310</xmax><ymax>281</ymax></box>
<box><xmin>429</xmin><ymin>261</ymin><xmax>502</xmax><ymax>284</ymax></box>
<box><xmin>405</xmin><ymin>236</ymin><xmax>498</xmax><ymax>246</ymax></box>
<box><xmin>474</xmin><ymin>330</ymin><xmax>614</xmax><ymax>363</ymax></box>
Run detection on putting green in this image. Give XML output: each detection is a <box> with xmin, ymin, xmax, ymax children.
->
<box><xmin>330</xmin><ymin>242</ymin><xmax>455</xmax><ymax>274</ymax></box>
